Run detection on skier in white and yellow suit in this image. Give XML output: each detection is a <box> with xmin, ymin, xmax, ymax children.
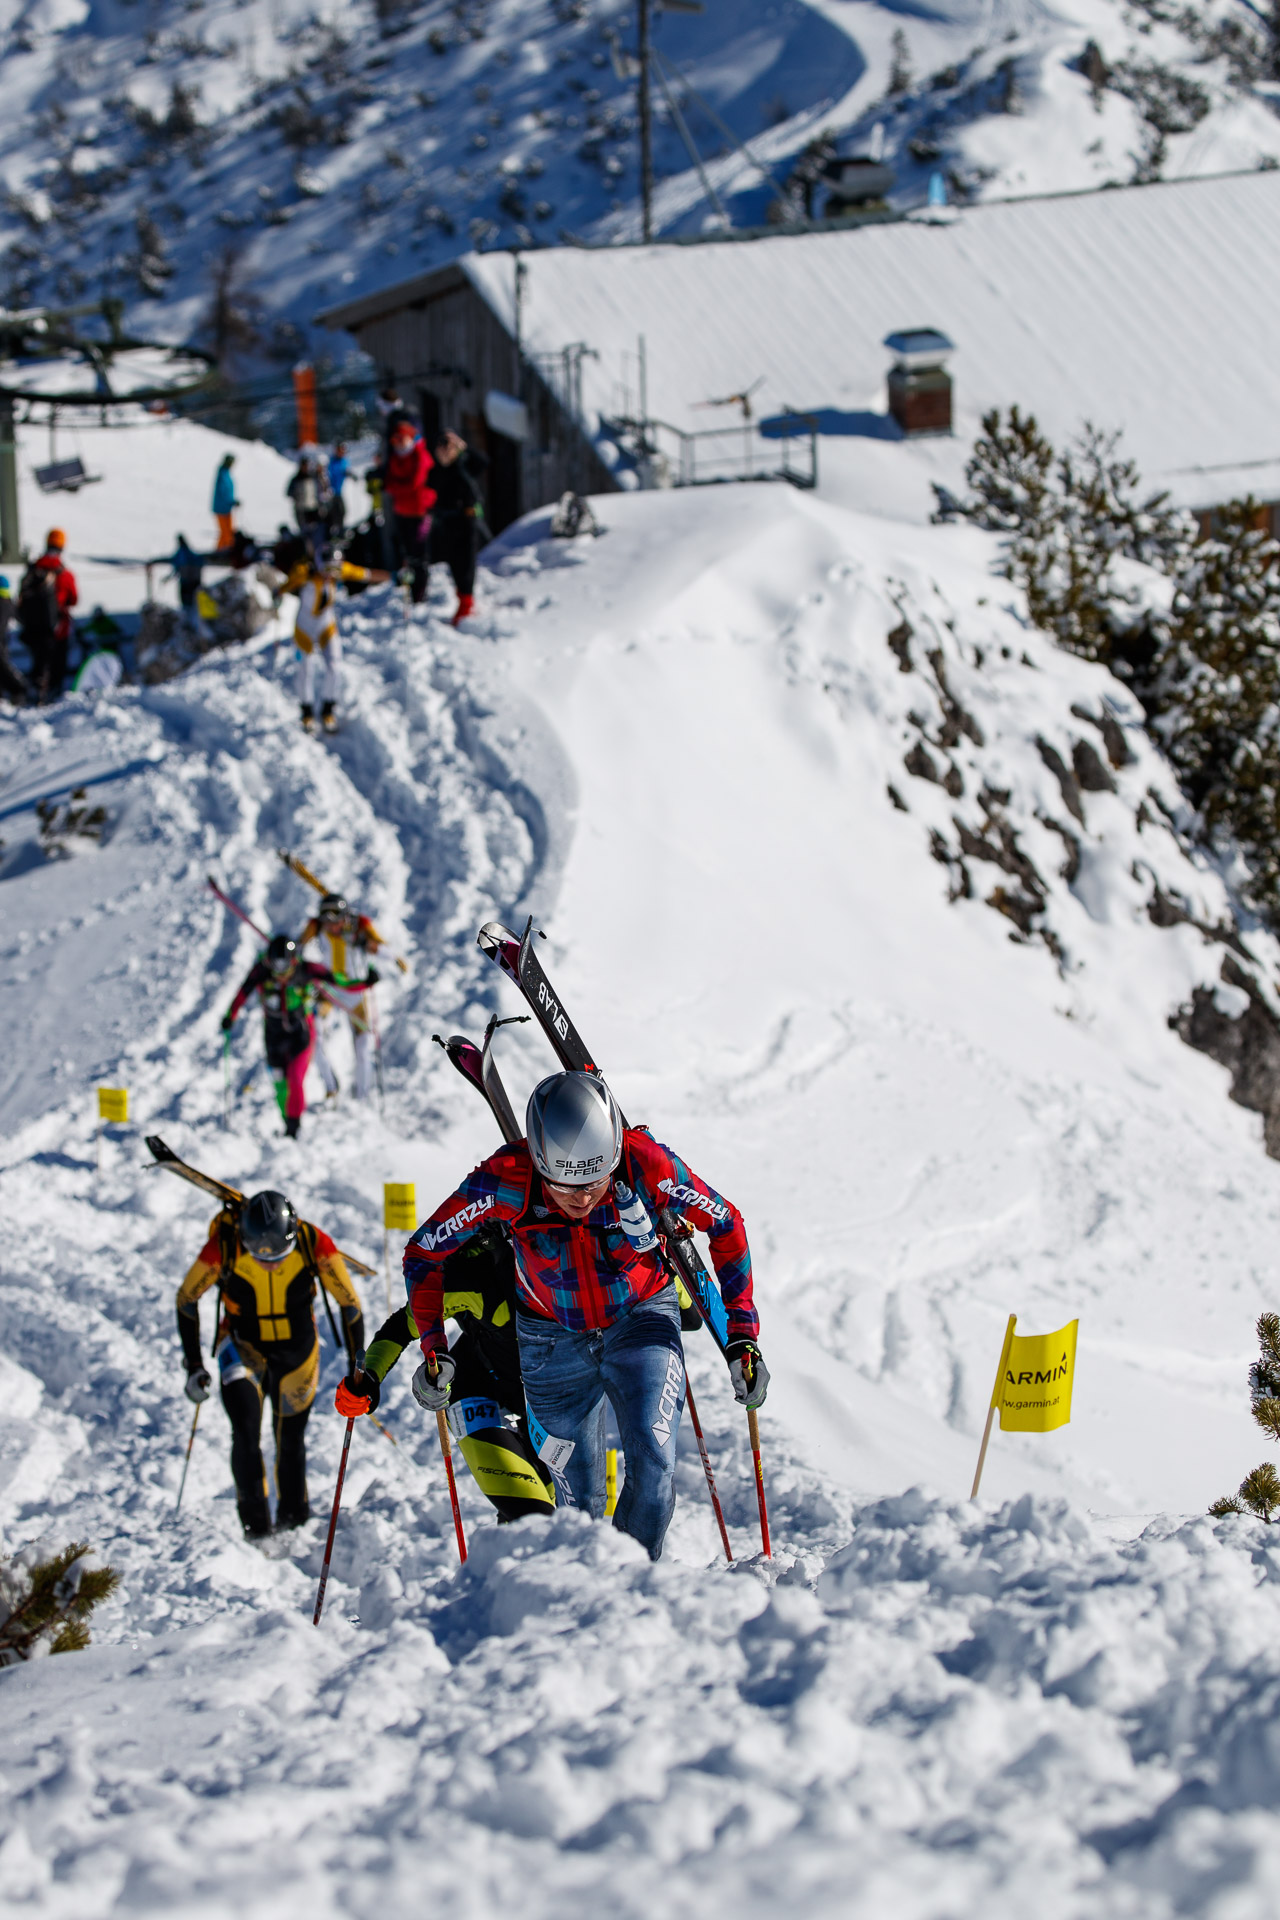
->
<box><xmin>285</xmin><ymin>546</ymin><xmax>388</xmax><ymax>734</ymax></box>
<box><xmin>301</xmin><ymin>892</ymin><xmax>387</xmax><ymax>1102</ymax></box>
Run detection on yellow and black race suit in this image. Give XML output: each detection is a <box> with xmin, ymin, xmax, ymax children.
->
<box><xmin>177</xmin><ymin>1211</ymin><xmax>365</xmax><ymax>1533</ymax></box>
<box><xmin>367</xmin><ymin>1224</ymin><xmax>554</xmax><ymax>1521</ymax></box>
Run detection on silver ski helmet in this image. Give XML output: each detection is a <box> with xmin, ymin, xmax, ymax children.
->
<box><xmin>526</xmin><ymin>1071</ymin><xmax>624</xmax><ymax>1187</ymax></box>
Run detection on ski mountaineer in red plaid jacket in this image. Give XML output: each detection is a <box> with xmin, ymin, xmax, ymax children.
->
<box><xmin>404</xmin><ymin>1070</ymin><xmax>769</xmax><ymax>1560</ymax></box>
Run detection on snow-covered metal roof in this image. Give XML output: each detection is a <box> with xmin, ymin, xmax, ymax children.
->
<box><xmin>452</xmin><ymin>171</ymin><xmax>1280</xmax><ymax>505</ymax></box>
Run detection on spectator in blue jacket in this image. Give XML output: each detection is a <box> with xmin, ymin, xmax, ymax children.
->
<box><xmin>212</xmin><ymin>454</ymin><xmax>238</xmax><ymax>550</ymax></box>
<box><xmin>327</xmin><ymin>443</ymin><xmax>349</xmax><ymax>533</ymax></box>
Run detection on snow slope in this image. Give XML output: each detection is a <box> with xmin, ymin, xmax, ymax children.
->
<box><xmin>2</xmin><ymin>0</ymin><xmax>1278</xmax><ymax>356</ymax></box>
<box><xmin>5</xmin><ymin>473</ymin><xmax>1280</xmax><ymax>1913</ymax></box>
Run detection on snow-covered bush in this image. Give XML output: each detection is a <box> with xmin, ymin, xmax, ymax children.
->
<box><xmin>1159</xmin><ymin>501</ymin><xmax>1280</xmax><ymax>926</ymax></box>
<box><xmin>951</xmin><ymin>407</ymin><xmax>1189</xmax><ymax>666</ymax></box>
<box><xmin>0</xmin><ymin>1543</ymin><xmax>118</xmax><ymax>1667</ymax></box>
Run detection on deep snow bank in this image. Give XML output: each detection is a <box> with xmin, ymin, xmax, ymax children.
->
<box><xmin>3</xmin><ymin>479</ymin><xmax>1280</xmax><ymax>1913</ymax></box>
<box><xmin>7</xmin><ymin>1495</ymin><xmax>1280</xmax><ymax>1919</ymax></box>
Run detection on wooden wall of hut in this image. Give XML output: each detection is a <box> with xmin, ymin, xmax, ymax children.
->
<box><xmin>344</xmin><ymin>271</ymin><xmax>617</xmax><ymax>533</ymax></box>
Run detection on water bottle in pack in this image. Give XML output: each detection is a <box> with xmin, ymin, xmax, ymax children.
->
<box><xmin>613</xmin><ymin>1179</ymin><xmax>659</xmax><ymax>1255</ymax></box>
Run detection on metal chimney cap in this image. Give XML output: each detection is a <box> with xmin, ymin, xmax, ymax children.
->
<box><xmin>884</xmin><ymin>328</ymin><xmax>954</xmax><ymax>367</ymax></box>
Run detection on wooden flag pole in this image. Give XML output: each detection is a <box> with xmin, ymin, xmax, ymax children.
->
<box><xmin>971</xmin><ymin>1313</ymin><xmax>1017</xmax><ymax>1500</ymax></box>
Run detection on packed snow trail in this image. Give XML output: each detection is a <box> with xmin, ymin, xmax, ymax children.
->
<box><xmin>5</xmin><ymin>483</ymin><xmax>1280</xmax><ymax>1914</ymax></box>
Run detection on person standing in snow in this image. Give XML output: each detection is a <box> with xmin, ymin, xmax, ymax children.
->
<box><xmin>176</xmin><ymin>1189</ymin><xmax>365</xmax><ymax>1538</ymax></box>
<box><xmin>403</xmin><ymin>1072</ymin><xmax>767</xmax><ymax>1561</ymax></box>
<box><xmin>0</xmin><ymin>577</ymin><xmax>31</xmax><ymax>705</ymax></box>
<box><xmin>383</xmin><ymin>419</ymin><xmax>435</xmax><ymax>604</ymax></box>
<box><xmin>282</xmin><ymin>543</ymin><xmax>388</xmax><ymax>733</ymax></box>
<box><xmin>287</xmin><ymin>448</ymin><xmax>330</xmax><ymax>539</ymax></box>
<box><xmin>18</xmin><ymin>529</ymin><xmax>77</xmax><ymax>703</ymax></box>
<box><xmin>169</xmin><ymin>534</ymin><xmax>206</xmax><ymax>633</ymax></box>
<box><xmin>326</xmin><ymin>442</ymin><xmax>349</xmax><ymax>534</ymax></box>
<box><xmin>428</xmin><ymin>430</ymin><xmax>487</xmax><ymax>626</ymax></box>
<box><xmin>212</xmin><ymin>454</ymin><xmax>238</xmax><ymax>550</ymax></box>
<box><xmin>298</xmin><ymin>892</ymin><xmax>387</xmax><ymax>1098</ymax></box>
<box><xmin>220</xmin><ymin>933</ymin><xmax>377</xmax><ymax>1137</ymax></box>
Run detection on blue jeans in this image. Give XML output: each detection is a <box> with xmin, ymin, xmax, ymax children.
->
<box><xmin>516</xmin><ymin>1285</ymin><xmax>685</xmax><ymax>1560</ymax></box>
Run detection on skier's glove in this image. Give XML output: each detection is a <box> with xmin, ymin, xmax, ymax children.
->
<box><xmin>185</xmin><ymin>1368</ymin><xmax>212</xmax><ymax>1404</ymax></box>
<box><xmin>725</xmin><ymin>1341</ymin><xmax>770</xmax><ymax>1410</ymax></box>
<box><xmin>335</xmin><ymin>1369</ymin><xmax>381</xmax><ymax>1418</ymax></box>
<box><xmin>411</xmin><ymin>1352</ymin><xmax>456</xmax><ymax>1412</ymax></box>
<box><xmin>363</xmin><ymin>966</ymin><xmax>380</xmax><ymax>987</ymax></box>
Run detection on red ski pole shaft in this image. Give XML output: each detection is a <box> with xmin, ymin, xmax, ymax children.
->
<box><xmin>313</xmin><ymin>1415</ymin><xmax>355</xmax><ymax>1625</ymax></box>
<box><xmin>430</xmin><ymin>1355</ymin><xmax>467</xmax><ymax>1564</ymax></box>
<box><xmin>207</xmin><ymin>876</ymin><xmax>268</xmax><ymax>941</ymax></box>
<box><xmin>685</xmin><ymin>1380</ymin><xmax>732</xmax><ymax>1563</ymax></box>
<box><xmin>747</xmin><ymin>1407</ymin><xmax>771</xmax><ymax>1559</ymax></box>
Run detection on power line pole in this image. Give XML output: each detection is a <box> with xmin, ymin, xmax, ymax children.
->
<box><xmin>638</xmin><ymin>0</ymin><xmax>653</xmax><ymax>242</ymax></box>
<box><xmin>0</xmin><ymin>399</ymin><xmax>19</xmax><ymax>564</ymax></box>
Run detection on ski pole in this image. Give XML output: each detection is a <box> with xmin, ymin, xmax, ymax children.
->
<box><xmin>369</xmin><ymin>986</ymin><xmax>385</xmax><ymax>1115</ymax></box>
<box><xmin>685</xmin><ymin>1381</ymin><xmax>733</xmax><ymax>1563</ymax></box>
<box><xmin>221</xmin><ymin>1032</ymin><xmax>231</xmax><ymax>1130</ymax></box>
<box><xmin>429</xmin><ymin>1354</ymin><xmax>467</xmax><ymax>1565</ymax></box>
<box><xmin>747</xmin><ymin>1407</ymin><xmax>771</xmax><ymax>1559</ymax></box>
<box><xmin>207</xmin><ymin>876</ymin><xmax>268</xmax><ymax>940</ymax></box>
<box><xmin>174</xmin><ymin>1402</ymin><xmax>201</xmax><ymax>1516</ymax></box>
<box><xmin>313</xmin><ymin>1415</ymin><xmax>355</xmax><ymax>1626</ymax></box>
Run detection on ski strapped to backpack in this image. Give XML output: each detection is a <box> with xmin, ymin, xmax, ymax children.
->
<box><xmin>145</xmin><ymin>1135</ymin><xmax>377</xmax><ymax>1278</ymax></box>
<box><xmin>476</xmin><ymin>920</ymin><xmax>755</xmax><ymax>1558</ymax></box>
<box><xmin>476</xmin><ymin>919</ymin><xmax>731</xmax><ymax>1352</ymax></box>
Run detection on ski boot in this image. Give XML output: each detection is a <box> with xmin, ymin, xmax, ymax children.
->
<box><xmin>321</xmin><ymin>700</ymin><xmax>338</xmax><ymax>734</ymax></box>
<box><xmin>300</xmin><ymin>703</ymin><xmax>316</xmax><ymax>734</ymax></box>
<box><xmin>283</xmin><ymin>1114</ymin><xmax>301</xmax><ymax>1139</ymax></box>
<box><xmin>238</xmin><ymin>1494</ymin><xmax>272</xmax><ymax>1541</ymax></box>
<box><xmin>451</xmin><ymin>594</ymin><xmax>475</xmax><ymax>628</ymax></box>
<box><xmin>275</xmin><ymin>1500</ymin><xmax>310</xmax><ymax>1531</ymax></box>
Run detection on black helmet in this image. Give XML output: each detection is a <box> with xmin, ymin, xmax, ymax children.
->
<box><xmin>318</xmin><ymin>892</ymin><xmax>348</xmax><ymax>925</ymax></box>
<box><xmin>240</xmin><ymin>1190</ymin><xmax>298</xmax><ymax>1263</ymax></box>
<box><xmin>266</xmin><ymin>934</ymin><xmax>298</xmax><ymax>977</ymax></box>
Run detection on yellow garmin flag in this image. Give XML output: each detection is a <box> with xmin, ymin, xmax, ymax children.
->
<box><xmin>383</xmin><ymin>1183</ymin><xmax>417</xmax><ymax>1230</ymax></box>
<box><xmin>971</xmin><ymin>1314</ymin><xmax>1079</xmax><ymax>1497</ymax></box>
<box><xmin>97</xmin><ymin>1087</ymin><xmax>129</xmax><ymax>1123</ymax></box>
<box><xmin>999</xmin><ymin>1319</ymin><xmax>1078</xmax><ymax>1433</ymax></box>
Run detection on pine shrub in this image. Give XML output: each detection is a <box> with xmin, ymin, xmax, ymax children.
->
<box><xmin>1159</xmin><ymin>502</ymin><xmax>1280</xmax><ymax>926</ymax></box>
<box><xmin>0</xmin><ymin>1543</ymin><xmax>119</xmax><ymax>1666</ymax></box>
<box><xmin>1211</xmin><ymin>1316</ymin><xmax>1280</xmax><ymax>1520</ymax></box>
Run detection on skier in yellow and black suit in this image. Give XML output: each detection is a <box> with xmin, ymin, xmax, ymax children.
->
<box><xmin>335</xmin><ymin>1223</ymin><xmax>555</xmax><ymax>1521</ymax></box>
<box><xmin>177</xmin><ymin>1190</ymin><xmax>365</xmax><ymax>1538</ymax></box>
<box><xmin>300</xmin><ymin>892</ymin><xmax>386</xmax><ymax>1104</ymax></box>
<box><xmin>284</xmin><ymin>545</ymin><xmax>389</xmax><ymax>735</ymax></box>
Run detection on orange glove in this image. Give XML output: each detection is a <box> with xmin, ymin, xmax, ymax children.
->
<box><xmin>335</xmin><ymin>1376</ymin><xmax>373</xmax><ymax>1417</ymax></box>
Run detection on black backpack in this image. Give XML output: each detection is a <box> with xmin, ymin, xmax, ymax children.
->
<box><xmin>18</xmin><ymin>566</ymin><xmax>59</xmax><ymax>643</ymax></box>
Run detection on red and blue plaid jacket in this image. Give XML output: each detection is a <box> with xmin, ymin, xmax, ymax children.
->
<box><xmin>404</xmin><ymin>1126</ymin><xmax>757</xmax><ymax>1354</ymax></box>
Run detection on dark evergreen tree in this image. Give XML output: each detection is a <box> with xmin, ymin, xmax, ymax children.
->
<box><xmin>1159</xmin><ymin>502</ymin><xmax>1280</xmax><ymax>926</ymax></box>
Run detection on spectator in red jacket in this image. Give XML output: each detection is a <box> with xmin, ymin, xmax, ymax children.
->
<box><xmin>18</xmin><ymin>528</ymin><xmax>78</xmax><ymax>702</ymax></box>
<box><xmin>384</xmin><ymin>420</ymin><xmax>435</xmax><ymax>603</ymax></box>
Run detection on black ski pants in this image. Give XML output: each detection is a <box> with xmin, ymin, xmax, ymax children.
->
<box><xmin>428</xmin><ymin>513</ymin><xmax>477</xmax><ymax>599</ymax></box>
<box><xmin>219</xmin><ymin>1333</ymin><xmax>317</xmax><ymax>1533</ymax></box>
<box><xmin>392</xmin><ymin>513</ymin><xmax>429</xmax><ymax>602</ymax></box>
